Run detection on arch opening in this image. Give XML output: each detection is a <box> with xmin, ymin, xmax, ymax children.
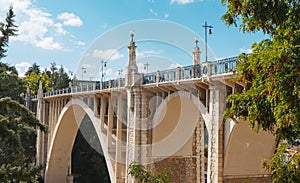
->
<box><xmin>71</xmin><ymin>114</ymin><xmax>110</xmax><ymax>183</ymax></box>
<box><xmin>45</xmin><ymin>99</ymin><xmax>115</xmax><ymax>183</ymax></box>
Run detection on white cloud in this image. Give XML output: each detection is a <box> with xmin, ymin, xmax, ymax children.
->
<box><xmin>149</xmin><ymin>8</ymin><xmax>158</xmax><ymax>16</ymax></box>
<box><xmin>15</xmin><ymin>61</ymin><xmax>31</xmax><ymax>77</ymax></box>
<box><xmin>76</xmin><ymin>41</ymin><xmax>85</xmax><ymax>46</ymax></box>
<box><xmin>137</xmin><ymin>50</ymin><xmax>162</xmax><ymax>58</ymax></box>
<box><xmin>239</xmin><ymin>48</ymin><xmax>252</xmax><ymax>54</ymax></box>
<box><xmin>0</xmin><ymin>0</ymin><xmax>65</xmax><ymax>50</ymax></box>
<box><xmin>92</xmin><ymin>49</ymin><xmax>124</xmax><ymax>61</ymax></box>
<box><xmin>54</xmin><ymin>23</ymin><xmax>68</xmax><ymax>35</ymax></box>
<box><xmin>82</xmin><ymin>64</ymin><xmax>92</xmax><ymax>68</ymax></box>
<box><xmin>105</xmin><ymin>69</ymin><xmax>113</xmax><ymax>75</ymax></box>
<box><xmin>36</xmin><ymin>37</ymin><xmax>63</xmax><ymax>50</ymax></box>
<box><xmin>164</xmin><ymin>13</ymin><xmax>169</xmax><ymax>18</ymax></box>
<box><xmin>170</xmin><ymin>0</ymin><xmax>196</xmax><ymax>5</ymax></box>
<box><xmin>137</xmin><ymin>62</ymin><xmax>147</xmax><ymax>73</ymax></box>
<box><xmin>167</xmin><ymin>63</ymin><xmax>181</xmax><ymax>69</ymax></box>
<box><xmin>57</xmin><ymin>12</ymin><xmax>83</xmax><ymax>27</ymax></box>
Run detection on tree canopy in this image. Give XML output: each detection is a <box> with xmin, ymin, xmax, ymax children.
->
<box><xmin>222</xmin><ymin>0</ymin><xmax>300</xmax><ymax>143</ymax></box>
<box><xmin>23</xmin><ymin>62</ymin><xmax>70</xmax><ymax>95</ymax></box>
<box><xmin>0</xmin><ymin>62</ymin><xmax>24</xmax><ymax>102</ymax></box>
<box><xmin>222</xmin><ymin>0</ymin><xmax>300</xmax><ymax>182</ymax></box>
<box><xmin>0</xmin><ymin>6</ymin><xmax>17</xmax><ymax>59</ymax></box>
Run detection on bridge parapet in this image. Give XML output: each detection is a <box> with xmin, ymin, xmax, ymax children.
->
<box><xmin>31</xmin><ymin>56</ymin><xmax>239</xmax><ymax>100</ymax></box>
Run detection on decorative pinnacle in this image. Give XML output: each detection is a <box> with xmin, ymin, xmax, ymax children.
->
<box><xmin>130</xmin><ymin>30</ymin><xmax>135</xmax><ymax>42</ymax></box>
<box><xmin>195</xmin><ymin>36</ymin><xmax>199</xmax><ymax>48</ymax></box>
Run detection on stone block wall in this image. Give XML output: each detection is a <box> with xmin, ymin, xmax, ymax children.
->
<box><xmin>148</xmin><ymin>156</ymin><xmax>197</xmax><ymax>183</ymax></box>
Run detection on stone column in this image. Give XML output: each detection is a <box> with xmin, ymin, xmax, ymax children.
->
<box><xmin>196</xmin><ymin>111</ymin><xmax>206</xmax><ymax>183</ymax></box>
<box><xmin>36</xmin><ymin>81</ymin><xmax>44</xmax><ymax>166</ymax></box>
<box><xmin>115</xmin><ymin>94</ymin><xmax>124</xmax><ymax>182</ymax></box>
<box><xmin>207</xmin><ymin>84</ymin><xmax>226</xmax><ymax>183</ymax></box>
<box><xmin>25</xmin><ymin>86</ymin><xmax>31</xmax><ymax>110</ymax></box>
<box><xmin>125</xmin><ymin>87</ymin><xmax>142</xmax><ymax>183</ymax></box>
<box><xmin>107</xmin><ymin>96</ymin><xmax>114</xmax><ymax>153</ymax></box>
<box><xmin>100</xmin><ymin>96</ymin><xmax>107</xmax><ymax>131</ymax></box>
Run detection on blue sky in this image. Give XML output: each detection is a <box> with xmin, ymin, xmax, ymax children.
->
<box><xmin>0</xmin><ymin>0</ymin><xmax>267</xmax><ymax>79</ymax></box>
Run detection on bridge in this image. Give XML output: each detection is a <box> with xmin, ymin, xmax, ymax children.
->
<box><xmin>28</xmin><ymin>37</ymin><xmax>276</xmax><ymax>183</ymax></box>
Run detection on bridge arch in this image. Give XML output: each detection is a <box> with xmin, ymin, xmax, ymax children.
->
<box><xmin>45</xmin><ymin>99</ymin><xmax>115</xmax><ymax>183</ymax></box>
<box><xmin>223</xmin><ymin>118</ymin><xmax>276</xmax><ymax>180</ymax></box>
<box><xmin>151</xmin><ymin>90</ymin><xmax>208</xmax><ymax>158</ymax></box>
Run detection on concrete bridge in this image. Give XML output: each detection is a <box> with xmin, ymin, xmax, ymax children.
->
<box><xmin>29</xmin><ymin>37</ymin><xmax>276</xmax><ymax>183</ymax></box>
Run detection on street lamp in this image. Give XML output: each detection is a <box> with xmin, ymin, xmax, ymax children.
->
<box><xmin>202</xmin><ymin>21</ymin><xmax>213</xmax><ymax>62</ymax></box>
<box><xmin>144</xmin><ymin>62</ymin><xmax>149</xmax><ymax>74</ymax></box>
<box><xmin>81</xmin><ymin>67</ymin><xmax>86</xmax><ymax>80</ymax></box>
<box><xmin>118</xmin><ymin>69</ymin><xmax>123</xmax><ymax>77</ymax></box>
<box><xmin>101</xmin><ymin>60</ymin><xmax>107</xmax><ymax>83</ymax></box>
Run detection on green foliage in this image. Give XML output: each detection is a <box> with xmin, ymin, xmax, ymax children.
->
<box><xmin>223</xmin><ymin>0</ymin><xmax>300</xmax><ymax>143</ymax></box>
<box><xmin>221</xmin><ymin>0</ymin><xmax>300</xmax><ymax>36</ymax></box>
<box><xmin>24</xmin><ymin>71</ymin><xmax>51</xmax><ymax>95</ymax></box>
<box><xmin>0</xmin><ymin>6</ymin><xmax>18</xmax><ymax>59</ymax></box>
<box><xmin>51</xmin><ymin>63</ymin><xmax>70</xmax><ymax>90</ymax></box>
<box><xmin>262</xmin><ymin>143</ymin><xmax>300</xmax><ymax>183</ymax></box>
<box><xmin>0</xmin><ymin>62</ymin><xmax>25</xmax><ymax>102</ymax></box>
<box><xmin>0</xmin><ymin>98</ymin><xmax>46</xmax><ymax>183</ymax></box>
<box><xmin>128</xmin><ymin>162</ymin><xmax>171</xmax><ymax>183</ymax></box>
<box><xmin>222</xmin><ymin>1</ymin><xmax>300</xmax><ymax>182</ymax></box>
<box><xmin>23</xmin><ymin>62</ymin><xmax>70</xmax><ymax>95</ymax></box>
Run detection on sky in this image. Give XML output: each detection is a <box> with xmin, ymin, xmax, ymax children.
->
<box><xmin>0</xmin><ymin>0</ymin><xmax>267</xmax><ymax>80</ymax></box>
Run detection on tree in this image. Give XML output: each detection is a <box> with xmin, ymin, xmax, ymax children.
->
<box><xmin>0</xmin><ymin>6</ymin><xmax>17</xmax><ymax>59</ymax></box>
<box><xmin>23</xmin><ymin>69</ymin><xmax>51</xmax><ymax>95</ymax></box>
<box><xmin>49</xmin><ymin>62</ymin><xmax>70</xmax><ymax>90</ymax></box>
<box><xmin>0</xmin><ymin>62</ymin><xmax>24</xmax><ymax>102</ymax></box>
<box><xmin>25</xmin><ymin>62</ymin><xmax>41</xmax><ymax>76</ymax></box>
<box><xmin>128</xmin><ymin>163</ymin><xmax>171</xmax><ymax>183</ymax></box>
<box><xmin>222</xmin><ymin>0</ymin><xmax>300</xmax><ymax>181</ymax></box>
<box><xmin>0</xmin><ymin>98</ymin><xmax>47</xmax><ymax>183</ymax></box>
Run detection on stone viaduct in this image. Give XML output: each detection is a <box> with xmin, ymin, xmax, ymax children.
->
<box><xmin>28</xmin><ymin>36</ymin><xmax>276</xmax><ymax>183</ymax></box>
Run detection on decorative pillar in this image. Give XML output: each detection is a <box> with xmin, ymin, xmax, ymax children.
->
<box><xmin>25</xmin><ymin>86</ymin><xmax>31</xmax><ymax>110</ymax></box>
<box><xmin>125</xmin><ymin>31</ymin><xmax>144</xmax><ymax>183</ymax></box>
<box><xmin>207</xmin><ymin>84</ymin><xmax>226</xmax><ymax>183</ymax></box>
<box><xmin>100</xmin><ymin>96</ymin><xmax>107</xmax><ymax>131</ymax></box>
<box><xmin>115</xmin><ymin>94</ymin><xmax>124</xmax><ymax>182</ymax></box>
<box><xmin>193</xmin><ymin>36</ymin><xmax>201</xmax><ymax>65</ymax></box>
<box><xmin>107</xmin><ymin>96</ymin><xmax>114</xmax><ymax>152</ymax></box>
<box><xmin>36</xmin><ymin>80</ymin><xmax>44</xmax><ymax>166</ymax></box>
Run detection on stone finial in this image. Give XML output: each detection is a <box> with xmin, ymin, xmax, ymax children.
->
<box><xmin>38</xmin><ymin>80</ymin><xmax>43</xmax><ymax>99</ymax></box>
<box><xmin>130</xmin><ymin>30</ymin><xmax>135</xmax><ymax>43</ymax></box>
<box><xmin>193</xmin><ymin>36</ymin><xmax>201</xmax><ymax>65</ymax></box>
<box><xmin>26</xmin><ymin>86</ymin><xmax>31</xmax><ymax>96</ymax></box>
<box><xmin>39</xmin><ymin>80</ymin><xmax>43</xmax><ymax>90</ymax></box>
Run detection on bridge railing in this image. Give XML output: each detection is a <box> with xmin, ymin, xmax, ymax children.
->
<box><xmin>210</xmin><ymin>56</ymin><xmax>238</xmax><ymax>75</ymax></box>
<box><xmin>32</xmin><ymin>57</ymin><xmax>238</xmax><ymax>99</ymax></box>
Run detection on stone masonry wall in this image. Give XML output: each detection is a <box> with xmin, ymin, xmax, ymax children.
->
<box><xmin>148</xmin><ymin>156</ymin><xmax>197</xmax><ymax>183</ymax></box>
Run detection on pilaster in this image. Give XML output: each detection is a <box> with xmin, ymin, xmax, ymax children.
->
<box><xmin>207</xmin><ymin>84</ymin><xmax>226</xmax><ymax>183</ymax></box>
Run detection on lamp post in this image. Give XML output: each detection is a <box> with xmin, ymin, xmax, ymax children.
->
<box><xmin>81</xmin><ymin>67</ymin><xmax>86</xmax><ymax>80</ymax></box>
<box><xmin>118</xmin><ymin>69</ymin><xmax>123</xmax><ymax>77</ymax></box>
<box><xmin>101</xmin><ymin>60</ymin><xmax>107</xmax><ymax>83</ymax></box>
<box><xmin>202</xmin><ymin>21</ymin><xmax>213</xmax><ymax>62</ymax></box>
<box><xmin>144</xmin><ymin>62</ymin><xmax>149</xmax><ymax>74</ymax></box>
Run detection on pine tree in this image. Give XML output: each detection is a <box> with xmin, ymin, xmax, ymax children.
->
<box><xmin>0</xmin><ymin>6</ymin><xmax>17</xmax><ymax>60</ymax></box>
